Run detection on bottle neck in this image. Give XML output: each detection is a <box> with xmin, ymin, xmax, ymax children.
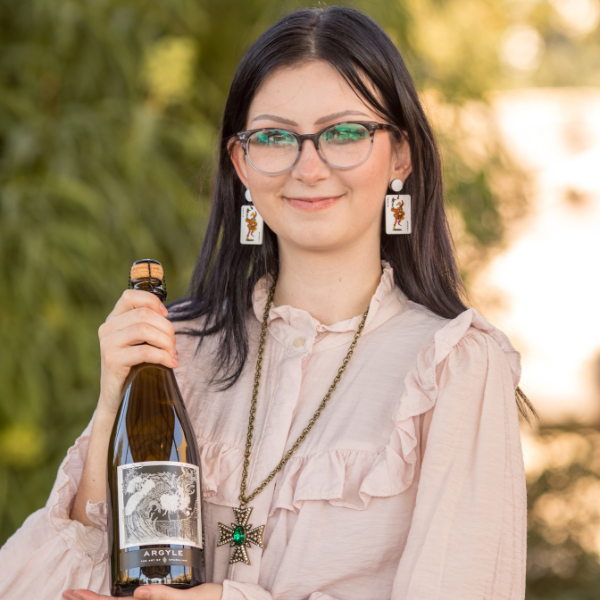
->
<box><xmin>130</xmin><ymin>277</ymin><xmax>167</xmax><ymax>302</ymax></box>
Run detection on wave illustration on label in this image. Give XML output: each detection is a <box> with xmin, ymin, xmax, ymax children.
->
<box><xmin>117</xmin><ymin>461</ymin><xmax>202</xmax><ymax>550</ymax></box>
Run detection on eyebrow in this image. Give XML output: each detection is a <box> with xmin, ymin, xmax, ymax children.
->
<box><xmin>250</xmin><ymin>109</ymin><xmax>371</xmax><ymax>126</ymax></box>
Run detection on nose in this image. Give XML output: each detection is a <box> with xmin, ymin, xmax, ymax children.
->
<box><xmin>291</xmin><ymin>137</ymin><xmax>330</xmax><ymax>184</ymax></box>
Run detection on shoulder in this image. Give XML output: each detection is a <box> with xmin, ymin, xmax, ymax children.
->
<box><xmin>397</xmin><ymin>299</ymin><xmax>520</xmax><ymax>385</ymax></box>
<box><xmin>395</xmin><ymin>307</ymin><xmax>522</xmax><ymax>471</ymax></box>
<box><xmin>394</xmin><ymin>302</ymin><xmax>521</xmax><ymax>420</ymax></box>
<box><xmin>437</xmin><ymin>307</ymin><xmax>521</xmax><ymax>390</ymax></box>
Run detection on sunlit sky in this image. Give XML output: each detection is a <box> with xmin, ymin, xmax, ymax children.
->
<box><xmin>473</xmin><ymin>88</ymin><xmax>600</xmax><ymax>423</ymax></box>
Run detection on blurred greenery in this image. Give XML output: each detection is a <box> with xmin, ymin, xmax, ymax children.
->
<box><xmin>526</xmin><ymin>427</ymin><xmax>600</xmax><ymax>599</ymax></box>
<box><xmin>1</xmin><ymin>0</ymin><xmax>599</xmax><ymax>597</ymax></box>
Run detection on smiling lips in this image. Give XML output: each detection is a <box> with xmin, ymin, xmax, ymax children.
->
<box><xmin>284</xmin><ymin>194</ymin><xmax>343</xmax><ymax>211</ymax></box>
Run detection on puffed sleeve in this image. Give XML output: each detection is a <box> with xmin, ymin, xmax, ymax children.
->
<box><xmin>0</xmin><ymin>417</ymin><xmax>112</xmax><ymax>598</ymax></box>
<box><xmin>0</xmin><ymin>327</ymin><xmax>200</xmax><ymax>599</ymax></box>
<box><xmin>391</xmin><ymin>326</ymin><xmax>527</xmax><ymax>599</ymax></box>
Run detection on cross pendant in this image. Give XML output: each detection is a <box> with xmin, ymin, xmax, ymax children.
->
<box><xmin>217</xmin><ymin>505</ymin><xmax>265</xmax><ymax>565</ymax></box>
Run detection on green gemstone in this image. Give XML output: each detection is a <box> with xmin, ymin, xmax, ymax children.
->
<box><xmin>233</xmin><ymin>525</ymin><xmax>246</xmax><ymax>546</ymax></box>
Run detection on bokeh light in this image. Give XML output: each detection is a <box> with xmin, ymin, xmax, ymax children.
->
<box><xmin>500</xmin><ymin>24</ymin><xmax>545</xmax><ymax>72</ymax></box>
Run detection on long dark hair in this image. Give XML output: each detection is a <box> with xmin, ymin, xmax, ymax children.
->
<box><xmin>169</xmin><ymin>6</ymin><xmax>535</xmax><ymax>421</ymax></box>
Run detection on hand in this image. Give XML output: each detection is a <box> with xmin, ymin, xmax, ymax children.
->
<box><xmin>69</xmin><ymin>289</ymin><xmax>179</xmax><ymax>527</ymax></box>
<box><xmin>62</xmin><ymin>583</ymin><xmax>223</xmax><ymax>600</ymax></box>
<box><xmin>97</xmin><ymin>288</ymin><xmax>179</xmax><ymax>418</ymax></box>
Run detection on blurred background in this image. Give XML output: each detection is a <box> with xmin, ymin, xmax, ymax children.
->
<box><xmin>0</xmin><ymin>0</ymin><xmax>598</xmax><ymax>597</ymax></box>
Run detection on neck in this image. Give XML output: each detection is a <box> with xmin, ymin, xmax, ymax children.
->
<box><xmin>273</xmin><ymin>241</ymin><xmax>382</xmax><ymax>326</ymax></box>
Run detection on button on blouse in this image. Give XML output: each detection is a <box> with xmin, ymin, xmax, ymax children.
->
<box><xmin>292</xmin><ymin>337</ymin><xmax>305</xmax><ymax>348</ymax></box>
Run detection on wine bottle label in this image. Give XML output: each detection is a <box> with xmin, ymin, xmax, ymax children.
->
<box><xmin>117</xmin><ymin>461</ymin><xmax>202</xmax><ymax>550</ymax></box>
<box><xmin>119</xmin><ymin>547</ymin><xmax>203</xmax><ymax>570</ymax></box>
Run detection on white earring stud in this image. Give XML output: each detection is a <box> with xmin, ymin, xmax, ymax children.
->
<box><xmin>245</xmin><ymin>189</ymin><xmax>252</xmax><ymax>203</ymax></box>
<box><xmin>390</xmin><ymin>179</ymin><xmax>403</xmax><ymax>192</ymax></box>
<box><xmin>385</xmin><ymin>179</ymin><xmax>411</xmax><ymax>235</ymax></box>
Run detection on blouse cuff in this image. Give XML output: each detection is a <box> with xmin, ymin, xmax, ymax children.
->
<box><xmin>86</xmin><ymin>499</ymin><xmax>108</xmax><ymax>531</ymax></box>
<box><xmin>222</xmin><ymin>580</ymin><xmax>273</xmax><ymax>600</ymax></box>
<box><xmin>46</xmin><ymin>418</ymin><xmax>108</xmax><ymax>564</ymax></box>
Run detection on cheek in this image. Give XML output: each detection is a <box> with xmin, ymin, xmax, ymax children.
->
<box><xmin>244</xmin><ymin>154</ymin><xmax>285</xmax><ymax>194</ymax></box>
<box><xmin>245</xmin><ymin>171</ymin><xmax>286</xmax><ymax>227</ymax></box>
<box><xmin>347</xmin><ymin>156</ymin><xmax>390</xmax><ymax>213</ymax></box>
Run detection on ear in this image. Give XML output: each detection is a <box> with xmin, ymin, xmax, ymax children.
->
<box><xmin>390</xmin><ymin>131</ymin><xmax>412</xmax><ymax>184</ymax></box>
<box><xmin>228</xmin><ymin>137</ymin><xmax>250</xmax><ymax>189</ymax></box>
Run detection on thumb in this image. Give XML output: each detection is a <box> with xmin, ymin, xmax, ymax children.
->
<box><xmin>133</xmin><ymin>585</ymin><xmax>202</xmax><ymax>600</ymax></box>
<box><xmin>133</xmin><ymin>585</ymin><xmax>185</xmax><ymax>600</ymax></box>
<box><xmin>134</xmin><ymin>583</ymin><xmax>222</xmax><ymax>600</ymax></box>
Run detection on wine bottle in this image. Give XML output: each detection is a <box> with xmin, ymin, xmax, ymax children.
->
<box><xmin>106</xmin><ymin>259</ymin><xmax>204</xmax><ymax>597</ymax></box>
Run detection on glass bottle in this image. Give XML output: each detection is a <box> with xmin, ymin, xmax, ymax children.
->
<box><xmin>106</xmin><ymin>259</ymin><xmax>204</xmax><ymax>597</ymax></box>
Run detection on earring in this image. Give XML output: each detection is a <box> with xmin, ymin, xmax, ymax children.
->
<box><xmin>240</xmin><ymin>188</ymin><xmax>264</xmax><ymax>245</ymax></box>
<box><xmin>385</xmin><ymin>178</ymin><xmax>411</xmax><ymax>235</ymax></box>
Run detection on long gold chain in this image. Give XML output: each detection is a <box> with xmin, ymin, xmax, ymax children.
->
<box><xmin>238</xmin><ymin>280</ymin><xmax>369</xmax><ymax>506</ymax></box>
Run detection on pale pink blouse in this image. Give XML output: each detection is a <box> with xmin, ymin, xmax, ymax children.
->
<box><xmin>0</xmin><ymin>263</ymin><xmax>527</xmax><ymax>599</ymax></box>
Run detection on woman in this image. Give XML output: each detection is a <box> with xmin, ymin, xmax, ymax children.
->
<box><xmin>0</xmin><ymin>6</ymin><xmax>531</xmax><ymax>600</ymax></box>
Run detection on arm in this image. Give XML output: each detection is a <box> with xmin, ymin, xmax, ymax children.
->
<box><xmin>392</xmin><ymin>329</ymin><xmax>527</xmax><ymax>599</ymax></box>
<box><xmin>71</xmin><ymin>289</ymin><xmax>178</xmax><ymax>526</ymax></box>
<box><xmin>0</xmin><ymin>289</ymin><xmax>179</xmax><ymax>599</ymax></box>
<box><xmin>0</xmin><ymin>419</ymin><xmax>111</xmax><ymax>599</ymax></box>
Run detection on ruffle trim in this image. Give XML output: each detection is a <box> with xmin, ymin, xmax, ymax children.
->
<box><xmin>267</xmin><ymin>446</ymin><xmax>411</xmax><ymax>515</ymax></box>
<box><xmin>47</xmin><ymin>425</ymin><xmax>108</xmax><ymax>565</ymax></box>
<box><xmin>199</xmin><ymin>307</ymin><xmax>521</xmax><ymax>513</ymax></box>
<box><xmin>382</xmin><ymin>306</ymin><xmax>522</xmax><ymax>513</ymax></box>
<box><xmin>199</xmin><ymin>438</ymin><xmax>245</xmax><ymax>507</ymax></box>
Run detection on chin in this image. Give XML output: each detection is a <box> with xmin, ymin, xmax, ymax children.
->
<box><xmin>283</xmin><ymin>228</ymin><xmax>350</xmax><ymax>252</ymax></box>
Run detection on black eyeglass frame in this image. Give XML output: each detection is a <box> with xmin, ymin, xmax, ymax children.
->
<box><xmin>231</xmin><ymin>121</ymin><xmax>396</xmax><ymax>175</ymax></box>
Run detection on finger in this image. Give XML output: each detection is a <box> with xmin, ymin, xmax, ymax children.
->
<box><xmin>133</xmin><ymin>583</ymin><xmax>223</xmax><ymax>600</ymax></box>
<box><xmin>134</xmin><ymin>584</ymin><xmax>181</xmax><ymax>599</ymax></box>
<box><xmin>133</xmin><ymin>584</ymin><xmax>190</xmax><ymax>599</ymax></box>
<box><xmin>108</xmin><ymin>323</ymin><xmax>177</xmax><ymax>357</ymax></box>
<box><xmin>103</xmin><ymin>306</ymin><xmax>176</xmax><ymax>340</ymax></box>
<box><xmin>112</xmin><ymin>343</ymin><xmax>179</xmax><ymax>370</ymax></box>
<box><xmin>65</xmin><ymin>590</ymin><xmax>112</xmax><ymax>600</ymax></box>
<box><xmin>109</xmin><ymin>289</ymin><xmax>168</xmax><ymax>319</ymax></box>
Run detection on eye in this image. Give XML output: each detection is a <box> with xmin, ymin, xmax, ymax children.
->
<box><xmin>322</xmin><ymin>124</ymin><xmax>369</xmax><ymax>144</ymax></box>
<box><xmin>253</xmin><ymin>129</ymin><xmax>296</xmax><ymax>147</ymax></box>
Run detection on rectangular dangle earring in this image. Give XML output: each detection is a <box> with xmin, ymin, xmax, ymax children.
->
<box><xmin>240</xmin><ymin>189</ymin><xmax>264</xmax><ymax>245</ymax></box>
<box><xmin>385</xmin><ymin>179</ymin><xmax>411</xmax><ymax>235</ymax></box>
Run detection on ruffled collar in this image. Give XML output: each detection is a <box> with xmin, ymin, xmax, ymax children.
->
<box><xmin>251</xmin><ymin>261</ymin><xmax>402</xmax><ymax>339</ymax></box>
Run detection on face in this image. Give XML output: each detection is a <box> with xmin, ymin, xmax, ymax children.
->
<box><xmin>230</xmin><ymin>60</ymin><xmax>412</xmax><ymax>255</ymax></box>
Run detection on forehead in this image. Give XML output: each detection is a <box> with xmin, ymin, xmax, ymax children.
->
<box><xmin>247</xmin><ymin>60</ymin><xmax>380</xmax><ymax>127</ymax></box>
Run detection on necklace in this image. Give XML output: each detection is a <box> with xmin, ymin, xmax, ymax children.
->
<box><xmin>217</xmin><ymin>280</ymin><xmax>369</xmax><ymax>565</ymax></box>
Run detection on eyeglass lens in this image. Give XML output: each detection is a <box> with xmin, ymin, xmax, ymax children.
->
<box><xmin>246</xmin><ymin>123</ymin><xmax>372</xmax><ymax>174</ymax></box>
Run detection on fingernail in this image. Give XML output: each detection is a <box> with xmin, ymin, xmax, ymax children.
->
<box><xmin>135</xmin><ymin>588</ymin><xmax>150</xmax><ymax>599</ymax></box>
<box><xmin>173</xmin><ymin>347</ymin><xmax>178</xmax><ymax>357</ymax></box>
<box><xmin>62</xmin><ymin>591</ymin><xmax>76</xmax><ymax>600</ymax></box>
<box><xmin>73</xmin><ymin>592</ymin><xmax>86</xmax><ymax>600</ymax></box>
<box><xmin>173</xmin><ymin>358</ymin><xmax>179</xmax><ymax>367</ymax></box>
<box><xmin>161</xmin><ymin>305</ymin><xmax>168</xmax><ymax>315</ymax></box>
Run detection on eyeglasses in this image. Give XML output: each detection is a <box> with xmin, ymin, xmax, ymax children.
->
<box><xmin>232</xmin><ymin>121</ymin><xmax>395</xmax><ymax>176</ymax></box>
